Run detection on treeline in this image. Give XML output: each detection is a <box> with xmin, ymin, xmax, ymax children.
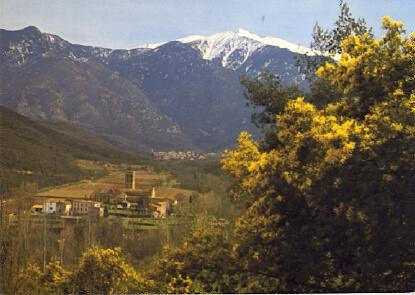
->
<box><xmin>2</xmin><ymin>215</ymin><xmax>232</xmax><ymax>295</ymax></box>
<box><xmin>153</xmin><ymin>158</ymin><xmax>243</xmax><ymax>220</ymax></box>
<box><xmin>153</xmin><ymin>158</ymin><xmax>225</xmax><ymax>193</ymax></box>
<box><xmin>0</xmin><ymin>207</ymin><xmax>236</xmax><ymax>294</ymax></box>
<box><xmin>9</xmin><ymin>247</ymin><xmax>156</xmax><ymax>295</ymax></box>
<box><xmin>0</xmin><ymin>208</ymin><xmax>186</xmax><ymax>293</ymax></box>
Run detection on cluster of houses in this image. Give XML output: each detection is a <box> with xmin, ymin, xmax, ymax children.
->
<box><xmin>31</xmin><ymin>171</ymin><xmax>189</xmax><ymax>219</ymax></box>
<box><xmin>152</xmin><ymin>150</ymin><xmax>207</xmax><ymax>160</ymax></box>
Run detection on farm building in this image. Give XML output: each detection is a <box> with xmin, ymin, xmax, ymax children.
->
<box><xmin>71</xmin><ymin>200</ymin><xmax>103</xmax><ymax>217</ymax></box>
<box><xmin>43</xmin><ymin>199</ymin><xmax>72</xmax><ymax>215</ymax></box>
<box><xmin>149</xmin><ymin>188</ymin><xmax>173</xmax><ymax>218</ymax></box>
<box><xmin>151</xmin><ymin>200</ymin><xmax>172</xmax><ymax>218</ymax></box>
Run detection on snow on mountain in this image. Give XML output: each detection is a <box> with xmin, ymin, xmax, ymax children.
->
<box><xmin>237</xmin><ymin>29</ymin><xmax>315</xmax><ymax>54</ymax></box>
<box><xmin>178</xmin><ymin>30</ymin><xmax>263</xmax><ymax>69</ymax></box>
<box><xmin>139</xmin><ymin>29</ymin><xmax>317</xmax><ymax>70</ymax></box>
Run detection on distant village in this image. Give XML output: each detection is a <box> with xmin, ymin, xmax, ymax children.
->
<box><xmin>31</xmin><ymin>171</ymin><xmax>192</xmax><ymax>219</ymax></box>
<box><xmin>152</xmin><ymin>150</ymin><xmax>218</xmax><ymax>160</ymax></box>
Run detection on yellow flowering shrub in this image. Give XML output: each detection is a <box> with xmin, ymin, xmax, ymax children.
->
<box><xmin>317</xmin><ymin>16</ymin><xmax>414</xmax><ymax>113</ymax></box>
<box><xmin>222</xmin><ymin>17</ymin><xmax>415</xmax><ymax>293</ymax></box>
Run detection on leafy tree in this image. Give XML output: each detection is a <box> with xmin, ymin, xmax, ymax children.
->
<box><xmin>11</xmin><ymin>247</ymin><xmax>156</xmax><ymax>295</ymax></box>
<box><xmin>40</xmin><ymin>261</ymin><xmax>70</xmax><ymax>294</ymax></box>
<box><xmin>13</xmin><ymin>263</ymin><xmax>44</xmax><ymax>295</ymax></box>
<box><xmin>240</xmin><ymin>1</ymin><xmax>373</xmax><ymax>146</ymax></box>
<box><xmin>222</xmin><ymin>17</ymin><xmax>415</xmax><ymax>292</ymax></box>
<box><xmin>241</xmin><ymin>71</ymin><xmax>303</xmax><ymax>129</ymax></box>
<box><xmin>165</xmin><ymin>274</ymin><xmax>201</xmax><ymax>294</ymax></box>
<box><xmin>68</xmin><ymin>247</ymin><xmax>155</xmax><ymax>294</ymax></box>
<box><xmin>240</xmin><ymin>71</ymin><xmax>303</xmax><ymax>150</ymax></box>
<box><xmin>317</xmin><ymin>16</ymin><xmax>415</xmax><ymax>116</ymax></box>
<box><xmin>150</xmin><ymin>215</ymin><xmax>238</xmax><ymax>293</ymax></box>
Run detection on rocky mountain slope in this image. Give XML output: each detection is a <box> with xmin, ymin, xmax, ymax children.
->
<box><xmin>0</xmin><ymin>26</ymin><xmax>311</xmax><ymax>151</ymax></box>
<box><xmin>0</xmin><ymin>26</ymin><xmax>191</xmax><ymax>152</ymax></box>
<box><xmin>108</xmin><ymin>41</ymin><xmax>255</xmax><ymax>150</ymax></box>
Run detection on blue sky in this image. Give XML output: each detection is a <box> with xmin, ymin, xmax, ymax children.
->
<box><xmin>1</xmin><ymin>0</ymin><xmax>414</xmax><ymax>49</ymax></box>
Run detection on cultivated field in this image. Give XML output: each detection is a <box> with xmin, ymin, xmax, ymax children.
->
<box><xmin>34</xmin><ymin>161</ymin><xmax>193</xmax><ymax>201</ymax></box>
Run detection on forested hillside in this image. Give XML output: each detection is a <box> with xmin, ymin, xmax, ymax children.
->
<box><xmin>0</xmin><ymin>106</ymin><xmax>144</xmax><ymax>191</ymax></box>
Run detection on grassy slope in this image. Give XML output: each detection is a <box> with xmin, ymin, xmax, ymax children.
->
<box><xmin>0</xmin><ymin>106</ymin><xmax>146</xmax><ymax>192</ymax></box>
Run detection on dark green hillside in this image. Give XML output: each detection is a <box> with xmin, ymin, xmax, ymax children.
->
<box><xmin>0</xmin><ymin>106</ymin><xmax>144</xmax><ymax>193</ymax></box>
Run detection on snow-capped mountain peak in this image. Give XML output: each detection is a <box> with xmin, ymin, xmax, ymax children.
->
<box><xmin>139</xmin><ymin>29</ymin><xmax>316</xmax><ymax>70</ymax></box>
<box><xmin>177</xmin><ymin>30</ymin><xmax>264</xmax><ymax>69</ymax></box>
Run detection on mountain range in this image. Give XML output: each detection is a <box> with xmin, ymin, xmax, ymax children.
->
<box><xmin>0</xmin><ymin>26</ymin><xmax>310</xmax><ymax>152</ymax></box>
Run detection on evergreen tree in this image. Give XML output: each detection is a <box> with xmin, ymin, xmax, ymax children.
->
<box><xmin>298</xmin><ymin>0</ymin><xmax>372</xmax><ymax>106</ymax></box>
<box><xmin>311</xmin><ymin>0</ymin><xmax>372</xmax><ymax>54</ymax></box>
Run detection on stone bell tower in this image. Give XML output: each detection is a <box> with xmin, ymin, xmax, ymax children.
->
<box><xmin>125</xmin><ymin>171</ymin><xmax>136</xmax><ymax>190</ymax></box>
